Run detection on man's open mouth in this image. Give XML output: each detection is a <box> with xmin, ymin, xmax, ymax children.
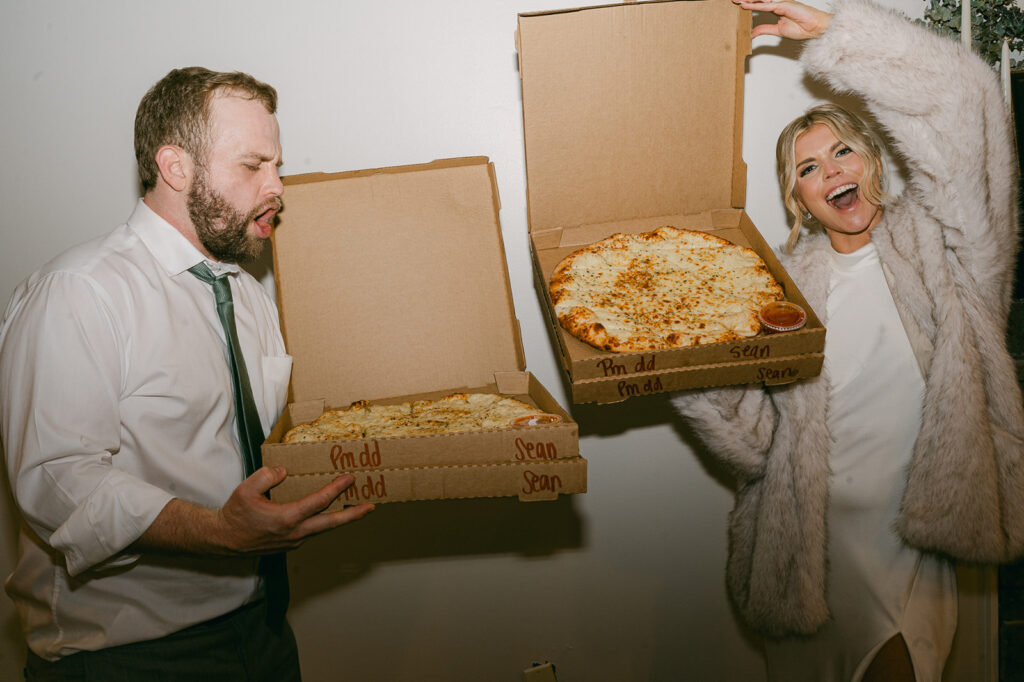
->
<box><xmin>256</xmin><ymin>206</ymin><xmax>277</xmax><ymax>225</ymax></box>
<box><xmin>252</xmin><ymin>204</ymin><xmax>280</xmax><ymax>237</ymax></box>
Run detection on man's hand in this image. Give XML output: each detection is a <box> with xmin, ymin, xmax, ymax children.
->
<box><xmin>135</xmin><ymin>468</ymin><xmax>374</xmax><ymax>557</ymax></box>
<box><xmin>217</xmin><ymin>467</ymin><xmax>373</xmax><ymax>554</ymax></box>
<box><xmin>733</xmin><ymin>0</ymin><xmax>832</xmax><ymax>41</ymax></box>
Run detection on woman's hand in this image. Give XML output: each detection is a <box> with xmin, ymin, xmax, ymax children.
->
<box><xmin>732</xmin><ymin>0</ymin><xmax>833</xmax><ymax>41</ymax></box>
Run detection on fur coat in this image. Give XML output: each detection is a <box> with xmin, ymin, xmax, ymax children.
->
<box><xmin>672</xmin><ymin>0</ymin><xmax>1024</xmax><ymax>638</ymax></box>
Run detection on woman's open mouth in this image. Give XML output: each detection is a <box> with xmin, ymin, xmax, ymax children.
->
<box><xmin>826</xmin><ymin>183</ymin><xmax>859</xmax><ymax>211</ymax></box>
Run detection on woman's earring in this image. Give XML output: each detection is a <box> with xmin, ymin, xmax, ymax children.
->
<box><xmin>803</xmin><ymin>211</ymin><xmax>813</xmax><ymax>221</ymax></box>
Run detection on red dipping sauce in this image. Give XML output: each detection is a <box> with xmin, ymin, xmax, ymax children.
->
<box><xmin>758</xmin><ymin>301</ymin><xmax>807</xmax><ymax>334</ymax></box>
<box><xmin>512</xmin><ymin>414</ymin><xmax>563</xmax><ymax>427</ymax></box>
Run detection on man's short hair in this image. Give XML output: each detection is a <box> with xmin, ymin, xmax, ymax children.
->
<box><xmin>134</xmin><ymin>67</ymin><xmax>278</xmax><ymax>192</ymax></box>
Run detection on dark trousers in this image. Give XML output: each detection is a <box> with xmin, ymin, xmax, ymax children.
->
<box><xmin>24</xmin><ymin>600</ymin><xmax>301</xmax><ymax>682</ymax></box>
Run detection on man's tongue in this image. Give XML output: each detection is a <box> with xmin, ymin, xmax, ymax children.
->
<box><xmin>829</xmin><ymin>187</ymin><xmax>857</xmax><ymax>211</ymax></box>
<box><xmin>253</xmin><ymin>209</ymin><xmax>274</xmax><ymax>238</ymax></box>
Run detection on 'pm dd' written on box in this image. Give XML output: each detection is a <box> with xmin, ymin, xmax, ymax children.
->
<box><xmin>596</xmin><ymin>343</ymin><xmax>775</xmax><ymax>379</ymax></box>
<box><xmin>328</xmin><ymin>437</ymin><xmax>561</xmax><ymax>470</ymax></box>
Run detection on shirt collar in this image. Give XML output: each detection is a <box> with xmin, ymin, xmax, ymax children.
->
<box><xmin>128</xmin><ymin>198</ymin><xmax>241</xmax><ymax>278</ymax></box>
<box><xmin>829</xmin><ymin>239</ymin><xmax>877</xmax><ymax>272</ymax></box>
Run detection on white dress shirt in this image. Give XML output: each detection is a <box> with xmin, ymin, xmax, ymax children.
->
<box><xmin>0</xmin><ymin>199</ymin><xmax>292</xmax><ymax>661</ymax></box>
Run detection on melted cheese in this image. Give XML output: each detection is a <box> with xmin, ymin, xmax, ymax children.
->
<box><xmin>550</xmin><ymin>227</ymin><xmax>783</xmax><ymax>351</ymax></box>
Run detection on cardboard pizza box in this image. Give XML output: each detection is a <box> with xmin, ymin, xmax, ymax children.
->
<box><xmin>262</xmin><ymin>157</ymin><xmax>585</xmax><ymax>506</ymax></box>
<box><xmin>517</xmin><ymin>0</ymin><xmax>826</xmax><ymax>404</ymax></box>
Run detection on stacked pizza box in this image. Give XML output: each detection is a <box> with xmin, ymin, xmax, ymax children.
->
<box><xmin>262</xmin><ymin>158</ymin><xmax>586</xmax><ymax>507</ymax></box>
<box><xmin>517</xmin><ymin>0</ymin><xmax>826</xmax><ymax>404</ymax></box>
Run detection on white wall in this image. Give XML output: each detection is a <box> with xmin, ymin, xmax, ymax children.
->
<box><xmin>0</xmin><ymin>1</ymin><xmax>993</xmax><ymax>681</ymax></box>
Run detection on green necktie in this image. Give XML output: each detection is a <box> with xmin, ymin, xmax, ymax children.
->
<box><xmin>188</xmin><ymin>262</ymin><xmax>290</xmax><ymax>630</ymax></box>
<box><xmin>188</xmin><ymin>263</ymin><xmax>263</xmax><ymax>475</ymax></box>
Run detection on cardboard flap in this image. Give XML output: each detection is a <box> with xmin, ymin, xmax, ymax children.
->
<box><xmin>273</xmin><ymin>158</ymin><xmax>523</xmax><ymax>406</ymax></box>
<box><xmin>290</xmin><ymin>399</ymin><xmax>327</xmax><ymax>424</ymax></box>
<box><xmin>493</xmin><ymin>371</ymin><xmax>531</xmax><ymax>395</ymax></box>
<box><xmin>518</xmin><ymin>0</ymin><xmax>750</xmax><ymax>232</ymax></box>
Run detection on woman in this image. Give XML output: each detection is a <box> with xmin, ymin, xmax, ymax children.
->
<box><xmin>672</xmin><ymin>0</ymin><xmax>1024</xmax><ymax>680</ymax></box>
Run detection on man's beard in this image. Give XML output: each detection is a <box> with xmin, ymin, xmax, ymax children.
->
<box><xmin>187</xmin><ymin>167</ymin><xmax>276</xmax><ymax>263</ymax></box>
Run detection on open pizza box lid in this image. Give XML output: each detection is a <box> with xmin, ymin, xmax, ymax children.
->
<box><xmin>263</xmin><ymin>157</ymin><xmax>584</xmax><ymax>504</ymax></box>
<box><xmin>516</xmin><ymin>0</ymin><xmax>825</xmax><ymax>404</ymax></box>
<box><xmin>273</xmin><ymin>157</ymin><xmax>522</xmax><ymax>407</ymax></box>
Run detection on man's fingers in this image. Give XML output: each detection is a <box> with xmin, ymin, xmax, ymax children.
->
<box><xmin>297</xmin><ymin>503</ymin><xmax>376</xmax><ymax>538</ymax></box>
<box><xmin>282</xmin><ymin>502</ymin><xmax>375</xmax><ymax>544</ymax></box>
<box><xmin>241</xmin><ymin>465</ymin><xmax>288</xmax><ymax>496</ymax></box>
<box><xmin>228</xmin><ymin>471</ymin><xmax>372</xmax><ymax>552</ymax></box>
<box><xmin>283</xmin><ymin>476</ymin><xmax>374</xmax><ymax>540</ymax></box>
<box><xmin>284</xmin><ymin>474</ymin><xmax>358</xmax><ymax>519</ymax></box>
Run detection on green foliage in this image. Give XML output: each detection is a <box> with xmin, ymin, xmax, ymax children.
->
<box><xmin>920</xmin><ymin>0</ymin><xmax>1024</xmax><ymax>68</ymax></box>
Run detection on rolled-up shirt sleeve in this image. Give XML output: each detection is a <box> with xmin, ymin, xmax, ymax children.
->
<box><xmin>1</xmin><ymin>271</ymin><xmax>174</xmax><ymax>576</ymax></box>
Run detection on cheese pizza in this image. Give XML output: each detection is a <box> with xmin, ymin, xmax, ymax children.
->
<box><xmin>549</xmin><ymin>226</ymin><xmax>784</xmax><ymax>352</ymax></box>
<box><xmin>282</xmin><ymin>392</ymin><xmax>560</xmax><ymax>443</ymax></box>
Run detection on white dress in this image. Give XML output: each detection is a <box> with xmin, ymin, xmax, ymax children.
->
<box><xmin>763</xmin><ymin>242</ymin><xmax>958</xmax><ymax>681</ymax></box>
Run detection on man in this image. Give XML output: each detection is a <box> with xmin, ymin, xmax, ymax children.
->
<box><xmin>0</xmin><ymin>67</ymin><xmax>373</xmax><ymax>680</ymax></box>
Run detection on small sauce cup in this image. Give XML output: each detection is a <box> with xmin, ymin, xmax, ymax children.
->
<box><xmin>512</xmin><ymin>414</ymin><xmax>563</xmax><ymax>427</ymax></box>
<box><xmin>758</xmin><ymin>300</ymin><xmax>806</xmax><ymax>334</ymax></box>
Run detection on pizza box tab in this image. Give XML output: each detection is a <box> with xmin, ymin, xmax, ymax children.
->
<box><xmin>516</xmin><ymin>0</ymin><xmax>826</xmax><ymax>404</ymax></box>
<box><xmin>263</xmin><ymin>157</ymin><xmax>585</xmax><ymax>502</ymax></box>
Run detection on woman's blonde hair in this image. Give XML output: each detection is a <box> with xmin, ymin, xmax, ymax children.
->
<box><xmin>776</xmin><ymin>103</ymin><xmax>889</xmax><ymax>252</ymax></box>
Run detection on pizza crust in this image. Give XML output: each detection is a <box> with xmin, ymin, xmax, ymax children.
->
<box><xmin>549</xmin><ymin>226</ymin><xmax>784</xmax><ymax>352</ymax></box>
<box><xmin>282</xmin><ymin>393</ymin><xmax>558</xmax><ymax>443</ymax></box>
